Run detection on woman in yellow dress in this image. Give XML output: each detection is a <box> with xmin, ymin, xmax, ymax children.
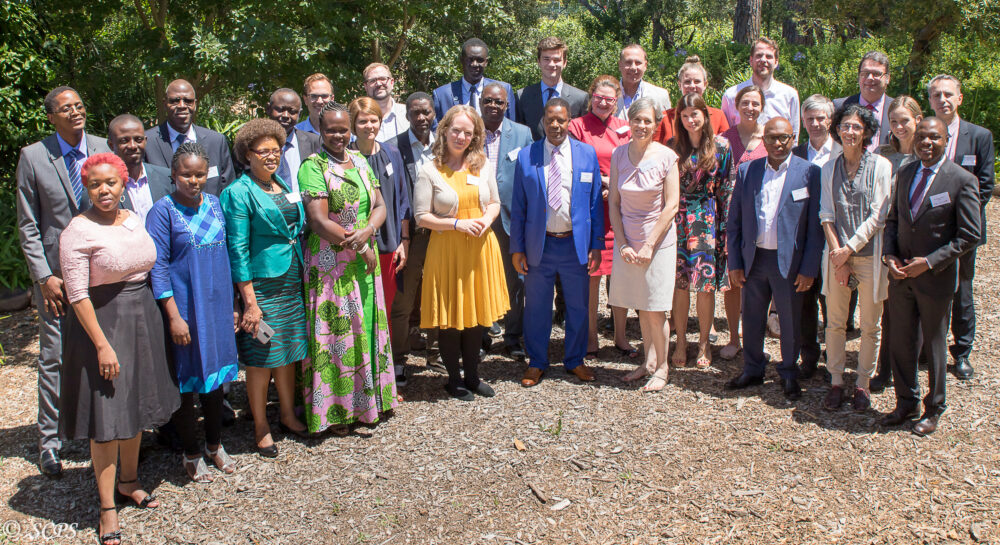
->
<box><xmin>413</xmin><ymin>105</ymin><xmax>509</xmax><ymax>400</ymax></box>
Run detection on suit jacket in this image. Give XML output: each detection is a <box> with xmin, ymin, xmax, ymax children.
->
<box><xmin>432</xmin><ymin>78</ymin><xmax>516</xmax><ymax>122</ymax></box>
<box><xmin>387</xmin><ymin>130</ymin><xmax>418</xmax><ymax>196</ymax></box>
<box><xmin>727</xmin><ymin>155</ymin><xmax>824</xmax><ymax>280</ymax></box>
<box><xmin>493</xmin><ymin>119</ymin><xmax>535</xmax><ymax>234</ymax></box>
<box><xmin>510</xmin><ymin>138</ymin><xmax>604</xmax><ymax>267</ymax></box>
<box><xmin>515</xmin><ymin>82</ymin><xmax>588</xmax><ymax>141</ymax></box>
<box><xmin>144</xmin><ymin>123</ymin><xmax>236</xmax><ymax>196</ymax></box>
<box><xmin>951</xmin><ymin>119</ymin><xmax>995</xmax><ymax>245</ymax></box>
<box><xmin>16</xmin><ymin>133</ymin><xmax>111</xmax><ymax>281</ymax></box>
<box><xmin>883</xmin><ymin>158</ymin><xmax>981</xmax><ymax>297</ymax></box>
<box><xmin>615</xmin><ymin>81</ymin><xmax>671</xmax><ymax>120</ymax></box>
<box><xmin>121</xmin><ymin>162</ymin><xmax>173</xmax><ymax>212</ymax></box>
<box><xmin>833</xmin><ymin>94</ymin><xmax>892</xmax><ymax>143</ymax></box>
<box><xmin>295</xmin><ymin>129</ymin><xmax>322</xmax><ymax>163</ymax></box>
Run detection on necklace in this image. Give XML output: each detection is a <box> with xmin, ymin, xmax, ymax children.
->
<box><xmin>332</xmin><ymin>153</ymin><xmax>352</xmax><ymax>164</ymax></box>
<box><xmin>250</xmin><ymin>173</ymin><xmax>274</xmax><ymax>191</ymax></box>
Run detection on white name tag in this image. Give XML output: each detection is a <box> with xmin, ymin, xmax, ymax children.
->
<box><xmin>122</xmin><ymin>214</ymin><xmax>141</xmax><ymax>231</ymax></box>
<box><xmin>929</xmin><ymin>192</ymin><xmax>951</xmax><ymax>207</ymax></box>
<box><xmin>286</xmin><ymin>192</ymin><xmax>302</xmax><ymax>204</ymax></box>
<box><xmin>792</xmin><ymin>187</ymin><xmax>809</xmax><ymax>201</ymax></box>
<box><xmin>507</xmin><ymin>147</ymin><xmax>521</xmax><ymax>161</ymax></box>
<box><xmin>385</xmin><ymin>162</ymin><xmax>394</xmax><ymax>177</ymax></box>
<box><xmin>962</xmin><ymin>154</ymin><xmax>976</xmax><ymax>167</ymax></box>
<box><xmin>581</xmin><ymin>172</ymin><xmax>594</xmax><ymax>184</ymax></box>
<box><xmin>615</xmin><ymin>125</ymin><xmax>630</xmax><ymax>135</ymax></box>
<box><xmin>207</xmin><ymin>165</ymin><xmax>219</xmax><ymax>178</ymax></box>
<box><xmin>467</xmin><ymin>175</ymin><xmax>481</xmax><ymax>186</ymax></box>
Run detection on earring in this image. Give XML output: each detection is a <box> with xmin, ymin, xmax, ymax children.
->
<box><xmin>120</xmin><ymin>194</ymin><xmax>126</xmax><ymax>204</ymax></box>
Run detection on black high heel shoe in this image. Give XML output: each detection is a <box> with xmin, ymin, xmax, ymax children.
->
<box><xmin>98</xmin><ymin>506</ymin><xmax>122</xmax><ymax>544</ymax></box>
<box><xmin>114</xmin><ymin>479</ymin><xmax>157</xmax><ymax>508</ymax></box>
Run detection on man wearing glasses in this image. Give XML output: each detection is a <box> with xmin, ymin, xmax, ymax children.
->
<box><xmin>834</xmin><ymin>51</ymin><xmax>894</xmax><ymax>151</ymax></box>
<box><xmin>295</xmin><ymin>73</ymin><xmax>336</xmax><ymax>136</ymax></box>
<box><xmin>724</xmin><ymin>117</ymin><xmax>823</xmax><ymax>401</ymax></box>
<box><xmin>144</xmin><ymin>79</ymin><xmax>236</xmax><ymax>195</ymax></box>
<box><xmin>362</xmin><ymin>63</ymin><xmax>410</xmax><ymax>142</ymax></box>
<box><xmin>432</xmin><ymin>38</ymin><xmax>516</xmax><ymax>123</ymax></box>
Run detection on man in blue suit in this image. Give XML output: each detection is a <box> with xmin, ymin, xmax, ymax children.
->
<box><xmin>432</xmin><ymin>38</ymin><xmax>516</xmax><ymax>123</ymax></box>
<box><xmin>725</xmin><ymin>117</ymin><xmax>824</xmax><ymax>400</ymax></box>
<box><xmin>511</xmin><ymin>98</ymin><xmax>604</xmax><ymax>387</ymax></box>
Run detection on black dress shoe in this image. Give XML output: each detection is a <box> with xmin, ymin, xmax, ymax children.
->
<box><xmin>503</xmin><ymin>345</ymin><xmax>526</xmax><ymax>362</ymax></box>
<box><xmin>953</xmin><ymin>357</ymin><xmax>974</xmax><ymax>380</ymax></box>
<box><xmin>725</xmin><ymin>373</ymin><xmax>764</xmax><ymax>390</ymax></box>
<box><xmin>488</xmin><ymin>322</ymin><xmax>503</xmax><ymax>337</ymax></box>
<box><xmin>799</xmin><ymin>360</ymin><xmax>818</xmax><ymax>379</ymax></box>
<box><xmin>257</xmin><ymin>443</ymin><xmax>279</xmax><ymax>458</ymax></box>
<box><xmin>445</xmin><ymin>384</ymin><xmax>475</xmax><ymax>401</ymax></box>
<box><xmin>869</xmin><ymin>372</ymin><xmax>893</xmax><ymax>393</ymax></box>
<box><xmin>912</xmin><ymin>414</ymin><xmax>940</xmax><ymax>436</ymax></box>
<box><xmin>782</xmin><ymin>379</ymin><xmax>802</xmax><ymax>400</ymax></box>
<box><xmin>881</xmin><ymin>404</ymin><xmax>919</xmax><ymax>426</ymax></box>
<box><xmin>39</xmin><ymin>448</ymin><xmax>62</xmax><ymax>477</ymax></box>
<box><xmin>467</xmin><ymin>381</ymin><xmax>496</xmax><ymax>397</ymax></box>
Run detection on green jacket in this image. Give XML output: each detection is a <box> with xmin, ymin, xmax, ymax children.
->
<box><xmin>220</xmin><ymin>173</ymin><xmax>305</xmax><ymax>282</ymax></box>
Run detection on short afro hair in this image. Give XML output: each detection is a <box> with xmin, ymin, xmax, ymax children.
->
<box><xmin>233</xmin><ymin>118</ymin><xmax>287</xmax><ymax>168</ymax></box>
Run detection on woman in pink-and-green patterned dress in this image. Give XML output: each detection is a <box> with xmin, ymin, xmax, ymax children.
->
<box><xmin>297</xmin><ymin>102</ymin><xmax>397</xmax><ymax>434</ymax></box>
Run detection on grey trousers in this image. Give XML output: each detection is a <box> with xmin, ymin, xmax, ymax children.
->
<box><xmin>34</xmin><ymin>282</ymin><xmax>63</xmax><ymax>452</ymax></box>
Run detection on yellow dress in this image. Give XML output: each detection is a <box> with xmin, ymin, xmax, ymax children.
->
<box><xmin>420</xmin><ymin>166</ymin><xmax>510</xmax><ymax>330</ymax></box>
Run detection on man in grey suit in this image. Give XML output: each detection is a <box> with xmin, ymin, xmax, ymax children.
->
<box><xmin>480</xmin><ymin>82</ymin><xmax>534</xmax><ymax>359</ymax></box>
<box><xmin>144</xmin><ymin>79</ymin><xmax>236</xmax><ymax>195</ymax></box>
<box><xmin>515</xmin><ymin>36</ymin><xmax>588</xmax><ymax>141</ymax></box>
<box><xmin>108</xmin><ymin>114</ymin><xmax>173</xmax><ymax>221</ymax></box>
<box><xmin>833</xmin><ymin>51</ymin><xmax>893</xmax><ymax>152</ymax></box>
<box><xmin>16</xmin><ymin>86</ymin><xmax>111</xmax><ymax>476</ymax></box>
<box><xmin>881</xmin><ymin>117</ymin><xmax>981</xmax><ymax>436</ymax></box>
<box><xmin>265</xmin><ymin>87</ymin><xmax>321</xmax><ymax>193</ymax></box>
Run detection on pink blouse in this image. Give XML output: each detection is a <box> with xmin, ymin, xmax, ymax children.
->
<box><xmin>722</xmin><ymin>126</ymin><xmax>768</xmax><ymax>168</ymax></box>
<box><xmin>59</xmin><ymin>212</ymin><xmax>157</xmax><ymax>303</ymax></box>
<box><xmin>612</xmin><ymin>143</ymin><xmax>678</xmax><ymax>250</ymax></box>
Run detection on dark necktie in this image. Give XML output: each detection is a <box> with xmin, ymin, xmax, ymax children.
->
<box><xmin>469</xmin><ymin>86</ymin><xmax>479</xmax><ymax>110</ymax></box>
<box><xmin>545</xmin><ymin>87</ymin><xmax>557</xmax><ymax>105</ymax></box>
<box><xmin>909</xmin><ymin>167</ymin><xmax>932</xmax><ymax>217</ymax></box>
<box><xmin>277</xmin><ymin>141</ymin><xmax>292</xmax><ymax>187</ymax></box>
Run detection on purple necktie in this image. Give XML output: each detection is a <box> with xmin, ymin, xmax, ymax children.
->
<box><xmin>910</xmin><ymin>167</ymin><xmax>932</xmax><ymax>217</ymax></box>
<box><xmin>547</xmin><ymin>146</ymin><xmax>563</xmax><ymax>211</ymax></box>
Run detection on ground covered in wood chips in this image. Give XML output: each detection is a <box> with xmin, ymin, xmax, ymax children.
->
<box><xmin>1</xmin><ymin>203</ymin><xmax>999</xmax><ymax>545</ymax></box>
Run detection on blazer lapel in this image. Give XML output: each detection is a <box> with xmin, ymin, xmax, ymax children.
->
<box><xmin>497</xmin><ymin>119</ymin><xmax>514</xmax><ymax>161</ymax></box>
<box><xmin>451</xmin><ymin>81</ymin><xmax>463</xmax><ymax>106</ymax></box>
<box><xmin>534</xmin><ymin>142</ymin><xmax>548</xmax><ymax>203</ymax></box>
<box><xmin>898</xmin><ymin>160</ymin><xmax>920</xmax><ymax>224</ymax></box>
<box><xmin>774</xmin><ymin>159</ymin><xmax>798</xmax><ymax>214</ymax></box>
<box><xmin>913</xmin><ymin>160</ymin><xmax>951</xmax><ymax>221</ymax></box>
<box><xmin>953</xmin><ymin>120</ymin><xmax>972</xmax><ymax>164</ymax></box>
<box><xmin>247</xmin><ymin>179</ymin><xmax>291</xmax><ymax>238</ymax></box>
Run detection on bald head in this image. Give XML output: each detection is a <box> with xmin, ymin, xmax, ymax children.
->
<box><xmin>267</xmin><ymin>88</ymin><xmax>303</xmax><ymax>135</ymax></box>
<box><xmin>165</xmin><ymin>79</ymin><xmax>197</xmax><ymax>132</ymax></box>
<box><xmin>762</xmin><ymin>117</ymin><xmax>795</xmax><ymax>166</ymax></box>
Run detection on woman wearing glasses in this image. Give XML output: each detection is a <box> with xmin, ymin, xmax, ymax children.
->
<box><xmin>567</xmin><ymin>75</ymin><xmax>637</xmax><ymax>361</ymax></box>
<box><xmin>221</xmin><ymin>119</ymin><xmax>309</xmax><ymax>457</ymax></box>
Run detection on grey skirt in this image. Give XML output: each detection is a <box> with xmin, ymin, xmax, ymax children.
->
<box><xmin>60</xmin><ymin>281</ymin><xmax>180</xmax><ymax>442</ymax></box>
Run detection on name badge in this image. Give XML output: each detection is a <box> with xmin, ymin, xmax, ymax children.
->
<box><xmin>962</xmin><ymin>154</ymin><xmax>977</xmax><ymax>167</ymax></box>
<box><xmin>467</xmin><ymin>175</ymin><xmax>481</xmax><ymax>186</ymax></box>
<box><xmin>792</xmin><ymin>187</ymin><xmax>809</xmax><ymax>201</ymax></box>
<box><xmin>929</xmin><ymin>192</ymin><xmax>951</xmax><ymax>207</ymax></box>
<box><xmin>615</xmin><ymin>125</ymin><xmax>630</xmax><ymax>136</ymax></box>
<box><xmin>286</xmin><ymin>192</ymin><xmax>302</xmax><ymax>204</ymax></box>
<box><xmin>122</xmin><ymin>214</ymin><xmax>141</xmax><ymax>231</ymax></box>
<box><xmin>385</xmin><ymin>163</ymin><xmax>394</xmax><ymax>177</ymax></box>
<box><xmin>581</xmin><ymin>172</ymin><xmax>594</xmax><ymax>184</ymax></box>
<box><xmin>507</xmin><ymin>147</ymin><xmax>521</xmax><ymax>161</ymax></box>
<box><xmin>207</xmin><ymin>165</ymin><xmax>219</xmax><ymax>178</ymax></box>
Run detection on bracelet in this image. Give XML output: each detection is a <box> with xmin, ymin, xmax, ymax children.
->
<box><xmin>454</xmin><ymin>218</ymin><xmax>459</xmax><ymax>230</ymax></box>
<box><xmin>618</xmin><ymin>244</ymin><xmax>629</xmax><ymax>257</ymax></box>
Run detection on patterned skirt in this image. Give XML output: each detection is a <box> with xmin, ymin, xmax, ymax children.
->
<box><xmin>237</xmin><ymin>260</ymin><xmax>309</xmax><ymax>368</ymax></box>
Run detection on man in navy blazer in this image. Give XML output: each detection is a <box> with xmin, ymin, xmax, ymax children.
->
<box><xmin>108</xmin><ymin>114</ymin><xmax>174</xmax><ymax>221</ymax></box>
<box><xmin>144</xmin><ymin>79</ymin><xmax>236</xmax><ymax>196</ymax></box>
<box><xmin>510</xmin><ymin>98</ymin><xmax>604</xmax><ymax>387</ymax></box>
<box><xmin>516</xmin><ymin>37</ymin><xmax>589</xmax><ymax>141</ymax></box>
<box><xmin>432</xmin><ymin>38</ymin><xmax>515</xmax><ymax>123</ymax></box>
<box><xmin>725</xmin><ymin>118</ymin><xmax>824</xmax><ymax>400</ymax></box>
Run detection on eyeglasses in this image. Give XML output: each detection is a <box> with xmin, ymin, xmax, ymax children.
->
<box><xmin>838</xmin><ymin>122</ymin><xmax>866</xmax><ymax>133</ymax></box>
<box><xmin>307</xmin><ymin>93</ymin><xmax>332</xmax><ymax>101</ymax></box>
<box><xmin>591</xmin><ymin>94</ymin><xmax>617</xmax><ymax>104</ymax></box>
<box><xmin>364</xmin><ymin>77</ymin><xmax>391</xmax><ymax>86</ymax></box>
<box><xmin>481</xmin><ymin>97</ymin><xmax>506</xmax><ymax>107</ymax></box>
<box><xmin>860</xmin><ymin>70</ymin><xmax>887</xmax><ymax>79</ymax></box>
<box><xmin>250</xmin><ymin>148</ymin><xmax>281</xmax><ymax>158</ymax></box>
<box><xmin>167</xmin><ymin>97</ymin><xmax>196</xmax><ymax>106</ymax></box>
<box><xmin>55</xmin><ymin>103</ymin><xmax>86</xmax><ymax>115</ymax></box>
<box><xmin>763</xmin><ymin>134</ymin><xmax>794</xmax><ymax>144</ymax></box>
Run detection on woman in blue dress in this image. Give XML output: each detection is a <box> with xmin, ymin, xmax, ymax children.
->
<box><xmin>147</xmin><ymin>142</ymin><xmax>239</xmax><ymax>482</ymax></box>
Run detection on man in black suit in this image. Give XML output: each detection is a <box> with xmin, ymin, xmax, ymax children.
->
<box><xmin>881</xmin><ymin>117</ymin><xmax>981</xmax><ymax>436</ymax></box>
<box><xmin>144</xmin><ymin>79</ymin><xmax>236</xmax><ymax>195</ymax></box>
<box><xmin>927</xmin><ymin>74</ymin><xmax>995</xmax><ymax>380</ymax></box>
<box><xmin>515</xmin><ymin>36</ymin><xmax>588</xmax><ymax>140</ymax></box>
<box><xmin>108</xmin><ymin>114</ymin><xmax>173</xmax><ymax>221</ymax></box>
<box><xmin>833</xmin><ymin>51</ymin><xmax>892</xmax><ymax>152</ymax></box>
<box><xmin>265</xmin><ymin>87</ymin><xmax>321</xmax><ymax>192</ymax></box>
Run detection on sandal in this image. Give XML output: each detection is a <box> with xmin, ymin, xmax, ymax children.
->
<box><xmin>640</xmin><ymin>373</ymin><xmax>670</xmax><ymax>393</ymax></box>
<box><xmin>182</xmin><ymin>454</ymin><xmax>214</xmax><ymax>483</ymax></box>
<box><xmin>205</xmin><ymin>445</ymin><xmax>236</xmax><ymax>474</ymax></box>
<box><xmin>98</xmin><ymin>506</ymin><xmax>121</xmax><ymax>545</ymax></box>
<box><xmin>115</xmin><ymin>479</ymin><xmax>159</xmax><ymax>508</ymax></box>
<box><xmin>614</xmin><ymin>345</ymin><xmax>639</xmax><ymax>359</ymax></box>
<box><xmin>695</xmin><ymin>344</ymin><xmax>712</xmax><ymax>369</ymax></box>
<box><xmin>671</xmin><ymin>343</ymin><xmax>687</xmax><ymax>368</ymax></box>
<box><xmin>622</xmin><ymin>367</ymin><xmax>649</xmax><ymax>382</ymax></box>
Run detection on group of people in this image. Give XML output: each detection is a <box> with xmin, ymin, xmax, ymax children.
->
<box><xmin>14</xmin><ymin>34</ymin><xmax>993</xmax><ymax>545</ymax></box>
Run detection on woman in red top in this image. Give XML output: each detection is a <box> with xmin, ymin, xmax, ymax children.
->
<box><xmin>568</xmin><ymin>75</ymin><xmax>636</xmax><ymax>359</ymax></box>
<box><xmin>654</xmin><ymin>56</ymin><xmax>729</xmax><ymax>145</ymax></box>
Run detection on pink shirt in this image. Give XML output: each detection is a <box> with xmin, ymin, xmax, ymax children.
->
<box><xmin>59</xmin><ymin>211</ymin><xmax>157</xmax><ymax>303</ymax></box>
<box><xmin>568</xmin><ymin>112</ymin><xmax>631</xmax><ymax>176</ymax></box>
<box><xmin>612</xmin><ymin>143</ymin><xmax>678</xmax><ymax>249</ymax></box>
<box><xmin>723</xmin><ymin>126</ymin><xmax>768</xmax><ymax>168</ymax></box>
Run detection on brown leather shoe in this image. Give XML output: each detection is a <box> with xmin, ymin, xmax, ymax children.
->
<box><xmin>881</xmin><ymin>404</ymin><xmax>919</xmax><ymax>426</ymax></box>
<box><xmin>521</xmin><ymin>367</ymin><xmax>543</xmax><ymax>387</ymax></box>
<box><xmin>568</xmin><ymin>364</ymin><xmax>596</xmax><ymax>382</ymax></box>
<box><xmin>912</xmin><ymin>414</ymin><xmax>940</xmax><ymax>436</ymax></box>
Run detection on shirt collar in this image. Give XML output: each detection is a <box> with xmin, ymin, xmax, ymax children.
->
<box><xmin>166</xmin><ymin>122</ymin><xmax>196</xmax><ymax>143</ymax></box>
<box><xmin>859</xmin><ymin>93</ymin><xmax>886</xmax><ymax>112</ymax></box>
<box><xmin>383</xmin><ymin>100</ymin><xmax>398</xmax><ymax>120</ymax></box>
<box><xmin>920</xmin><ymin>154</ymin><xmax>947</xmax><ymax>175</ymax></box>
<box><xmin>462</xmin><ymin>78</ymin><xmax>484</xmax><ymax>95</ymax></box>
<box><xmin>620</xmin><ymin>79</ymin><xmax>643</xmax><ymax>100</ymax></box>
<box><xmin>409</xmin><ymin>128</ymin><xmax>434</xmax><ymax>149</ymax></box>
<box><xmin>765</xmin><ymin>153</ymin><xmax>793</xmax><ymax>174</ymax></box>
<box><xmin>485</xmin><ymin>125</ymin><xmax>503</xmax><ymax>139</ymax></box>
<box><xmin>285</xmin><ymin>130</ymin><xmax>298</xmax><ymax>148</ymax></box>
<box><xmin>127</xmin><ymin>164</ymin><xmax>148</xmax><ymax>187</ymax></box>
<box><xmin>810</xmin><ymin>136</ymin><xmax>833</xmax><ymax>155</ymax></box>
<box><xmin>56</xmin><ymin>132</ymin><xmax>88</xmax><ymax>157</ymax></box>
<box><xmin>544</xmin><ymin>137</ymin><xmax>570</xmax><ymax>156</ymax></box>
<box><xmin>540</xmin><ymin>80</ymin><xmax>564</xmax><ymax>96</ymax></box>
<box><xmin>947</xmin><ymin>116</ymin><xmax>961</xmax><ymax>137</ymax></box>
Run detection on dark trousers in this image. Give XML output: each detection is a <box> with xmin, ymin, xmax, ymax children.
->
<box><xmin>741</xmin><ymin>249</ymin><xmax>802</xmax><ymax>381</ymax></box>
<box><xmin>389</xmin><ymin>229</ymin><xmax>431</xmax><ymax>361</ymax></box>
<box><xmin>799</xmin><ymin>273</ymin><xmax>822</xmax><ymax>366</ymax></box>
<box><xmin>171</xmin><ymin>388</ymin><xmax>225</xmax><ymax>457</ymax></box>
<box><xmin>491</xmin><ymin>219</ymin><xmax>524</xmax><ymax>347</ymax></box>
<box><xmin>949</xmin><ymin>247</ymin><xmax>977</xmax><ymax>359</ymax></box>
<box><xmin>524</xmin><ymin>236</ymin><xmax>589</xmax><ymax>370</ymax></box>
<box><xmin>888</xmin><ymin>279</ymin><xmax>952</xmax><ymax>415</ymax></box>
<box><xmin>439</xmin><ymin>326</ymin><xmax>485</xmax><ymax>389</ymax></box>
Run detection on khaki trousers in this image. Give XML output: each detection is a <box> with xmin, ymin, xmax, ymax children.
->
<box><xmin>825</xmin><ymin>255</ymin><xmax>883</xmax><ymax>388</ymax></box>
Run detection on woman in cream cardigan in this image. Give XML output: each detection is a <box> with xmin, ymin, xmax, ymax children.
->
<box><xmin>413</xmin><ymin>105</ymin><xmax>509</xmax><ymax>401</ymax></box>
<box><xmin>819</xmin><ymin>104</ymin><xmax>893</xmax><ymax>412</ymax></box>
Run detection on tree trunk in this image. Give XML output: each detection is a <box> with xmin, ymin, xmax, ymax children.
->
<box><xmin>733</xmin><ymin>0</ymin><xmax>762</xmax><ymax>45</ymax></box>
<box><xmin>782</xmin><ymin>0</ymin><xmax>810</xmax><ymax>45</ymax></box>
<box><xmin>903</xmin><ymin>12</ymin><xmax>956</xmax><ymax>93</ymax></box>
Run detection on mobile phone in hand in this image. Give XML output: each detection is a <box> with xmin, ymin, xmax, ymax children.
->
<box><xmin>255</xmin><ymin>320</ymin><xmax>275</xmax><ymax>344</ymax></box>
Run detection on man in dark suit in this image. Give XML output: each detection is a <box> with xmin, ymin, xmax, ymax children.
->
<box><xmin>108</xmin><ymin>114</ymin><xmax>173</xmax><ymax>221</ymax></box>
<box><xmin>927</xmin><ymin>74</ymin><xmax>995</xmax><ymax>380</ymax></box>
<box><xmin>265</xmin><ymin>87</ymin><xmax>321</xmax><ymax>192</ymax></box>
<box><xmin>511</xmin><ymin>98</ymin><xmax>604</xmax><ymax>387</ymax></box>
<box><xmin>833</xmin><ymin>51</ymin><xmax>893</xmax><ymax>152</ymax></box>
<box><xmin>432</xmin><ymin>38</ymin><xmax>516</xmax><ymax>123</ymax></box>
<box><xmin>881</xmin><ymin>117</ymin><xmax>981</xmax><ymax>435</ymax></box>
<box><xmin>386</xmin><ymin>93</ymin><xmax>437</xmax><ymax>368</ymax></box>
<box><xmin>725</xmin><ymin>117</ymin><xmax>824</xmax><ymax>400</ymax></box>
<box><xmin>16</xmin><ymin>86</ymin><xmax>111</xmax><ymax>476</ymax></box>
<box><xmin>144</xmin><ymin>79</ymin><xmax>236</xmax><ymax>195</ymax></box>
<box><xmin>480</xmin><ymin>82</ymin><xmax>534</xmax><ymax>360</ymax></box>
<box><xmin>515</xmin><ymin>36</ymin><xmax>588</xmax><ymax>140</ymax></box>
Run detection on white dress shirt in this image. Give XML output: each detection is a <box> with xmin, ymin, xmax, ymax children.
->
<box><xmin>756</xmin><ymin>154</ymin><xmax>792</xmax><ymax>249</ymax></box>
<box><xmin>945</xmin><ymin>116</ymin><xmax>961</xmax><ymax>161</ymax></box>
<box><xmin>125</xmin><ymin>164</ymin><xmax>154</xmax><ymax>222</ymax></box>
<box><xmin>166</xmin><ymin>123</ymin><xmax>197</xmax><ymax>152</ymax></box>
<box><xmin>377</xmin><ymin>100</ymin><xmax>410</xmax><ymax>143</ymax></box>
<box><xmin>543</xmin><ymin>138</ymin><xmax>573</xmax><ymax>233</ymax></box>
<box><xmin>722</xmin><ymin>78</ymin><xmax>801</xmax><ymax>139</ymax></box>
<box><xmin>283</xmin><ymin>130</ymin><xmax>303</xmax><ymax>193</ymax></box>
<box><xmin>807</xmin><ymin>136</ymin><xmax>834</xmax><ymax>169</ymax></box>
<box><xmin>409</xmin><ymin>129</ymin><xmax>436</xmax><ymax>171</ymax></box>
<box><xmin>617</xmin><ymin>80</ymin><xmax>671</xmax><ymax>119</ymax></box>
<box><xmin>485</xmin><ymin>126</ymin><xmax>502</xmax><ymax>173</ymax></box>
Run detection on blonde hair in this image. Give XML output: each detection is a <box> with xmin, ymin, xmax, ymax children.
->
<box><xmin>677</xmin><ymin>55</ymin><xmax>709</xmax><ymax>83</ymax></box>
<box><xmin>303</xmin><ymin>73</ymin><xmax>332</xmax><ymax>94</ymax></box>
<box><xmin>432</xmin><ymin>105</ymin><xmax>486</xmax><ymax>173</ymax></box>
<box><xmin>362</xmin><ymin>63</ymin><xmax>391</xmax><ymax>81</ymax></box>
<box><xmin>348</xmin><ymin>96</ymin><xmax>384</xmax><ymax>130</ymax></box>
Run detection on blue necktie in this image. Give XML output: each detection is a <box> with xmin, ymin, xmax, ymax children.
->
<box><xmin>544</xmin><ymin>87</ymin><xmax>558</xmax><ymax>104</ymax></box>
<box><xmin>173</xmin><ymin>133</ymin><xmax>187</xmax><ymax>152</ymax></box>
<box><xmin>66</xmin><ymin>149</ymin><xmax>84</xmax><ymax>205</ymax></box>
<box><xmin>277</xmin><ymin>142</ymin><xmax>292</xmax><ymax>187</ymax></box>
<box><xmin>469</xmin><ymin>86</ymin><xmax>479</xmax><ymax>110</ymax></box>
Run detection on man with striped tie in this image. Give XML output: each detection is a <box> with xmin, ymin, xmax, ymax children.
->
<box><xmin>510</xmin><ymin>98</ymin><xmax>604</xmax><ymax>387</ymax></box>
<box><xmin>16</xmin><ymin>86</ymin><xmax>111</xmax><ymax>477</ymax></box>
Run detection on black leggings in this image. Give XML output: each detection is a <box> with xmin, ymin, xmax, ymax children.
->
<box><xmin>438</xmin><ymin>326</ymin><xmax>485</xmax><ymax>390</ymax></box>
<box><xmin>171</xmin><ymin>388</ymin><xmax>224</xmax><ymax>456</ymax></box>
